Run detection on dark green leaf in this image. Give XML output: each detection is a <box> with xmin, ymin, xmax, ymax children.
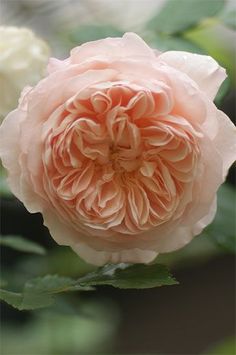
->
<box><xmin>77</xmin><ymin>263</ymin><xmax>178</xmax><ymax>289</ymax></box>
<box><xmin>148</xmin><ymin>0</ymin><xmax>225</xmax><ymax>34</ymax></box>
<box><xmin>0</xmin><ymin>275</ymin><xmax>90</xmax><ymax>310</ymax></box>
<box><xmin>220</xmin><ymin>9</ymin><xmax>236</xmax><ymax>30</ymax></box>
<box><xmin>0</xmin><ymin>235</ymin><xmax>46</xmax><ymax>255</ymax></box>
<box><xmin>214</xmin><ymin>77</ymin><xmax>231</xmax><ymax>107</ymax></box>
<box><xmin>206</xmin><ymin>184</ymin><xmax>236</xmax><ymax>253</ymax></box>
<box><xmin>0</xmin><ymin>263</ymin><xmax>177</xmax><ymax>310</ymax></box>
<box><xmin>0</xmin><ymin>166</ymin><xmax>12</xmax><ymax>197</ymax></box>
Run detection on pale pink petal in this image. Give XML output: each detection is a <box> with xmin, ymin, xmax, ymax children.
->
<box><xmin>153</xmin><ymin>225</ymin><xmax>195</xmax><ymax>253</ymax></box>
<box><xmin>72</xmin><ymin>242</ymin><xmax>157</xmax><ymax>266</ymax></box>
<box><xmin>47</xmin><ymin>57</ymin><xmax>70</xmax><ymax>74</ymax></box>
<box><xmin>70</xmin><ymin>32</ymin><xmax>155</xmax><ymax>64</ymax></box>
<box><xmin>192</xmin><ymin>197</ymin><xmax>217</xmax><ymax>235</ymax></box>
<box><xmin>152</xmin><ymin>197</ymin><xmax>217</xmax><ymax>254</ymax></box>
<box><xmin>158</xmin><ymin>51</ymin><xmax>227</xmax><ymax>100</ymax></box>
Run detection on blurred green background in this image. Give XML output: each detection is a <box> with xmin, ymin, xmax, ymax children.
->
<box><xmin>0</xmin><ymin>0</ymin><xmax>235</xmax><ymax>354</ymax></box>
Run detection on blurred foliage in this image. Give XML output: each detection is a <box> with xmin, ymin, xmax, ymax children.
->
<box><xmin>203</xmin><ymin>337</ymin><xmax>236</xmax><ymax>355</ymax></box>
<box><xmin>57</xmin><ymin>0</ymin><xmax>235</xmax><ymax>107</ymax></box>
<box><xmin>147</xmin><ymin>0</ymin><xmax>224</xmax><ymax>34</ymax></box>
<box><xmin>184</xmin><ymin>21</ymin><xmax>236</xmax><ymax>83</ymax></box>
<box><xmin>66</xmin><ymin>24</ymin><xmax>124</xmax><ymax>45</ymax></box>
<box><xmin>206</xmin><ymin>183</ymin><xmax>236</xmax><ymax>253</ymax></box>
<box><xmin>220</xmin><ymin>8</ymin><xmax>236</xmax><ymax>29</ymax></box>
<box><xmin>0</xmin><ymin>165</ymin><xmax>12</xmax><ymax>197</ymax></box>
<box><xmin>147</xmin><ymin>32</ymin><xmax>206</xmax><ymax>53</ymax></box>
<box><xmin>59</xmin><ymin>24</ymin><xmax>124</xmax><ymax>52</ymax></box>
<box><xmin>1</xmin><ymin>299</ymin><xmax>119</xmax><ymax>354</ymax></box>
<box><xmin>0</xmin><ymin>235</ymin><xmax>46</xmax><ymax>255</ymax></box>
<box><xmin>145</xmin><ymin>0</ymin><xmax>236</xmax><ymax>90</ymax></box>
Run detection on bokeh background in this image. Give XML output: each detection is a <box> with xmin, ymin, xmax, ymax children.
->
<box><xmin>0</xmin><ymin>0</ymin><xmax>235</xmax><ymax>354</ymax></box>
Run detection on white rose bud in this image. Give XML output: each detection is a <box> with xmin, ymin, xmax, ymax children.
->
<box><xmin>0</xmin><ymin>26</ymin><xmax>50</xmax><ymax>120</ymax></box>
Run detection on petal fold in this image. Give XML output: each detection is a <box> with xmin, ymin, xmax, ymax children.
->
<box><xmin>158</xmin><ymin>51</ymin><xmax>227</xmax><ymax>100</ymax></box>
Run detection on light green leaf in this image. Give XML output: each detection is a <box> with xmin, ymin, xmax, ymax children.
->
<box><xmin>206</xmin><ymin>183</ymin><xmax>236</xmax><ymax>253</ymax></box>
<box><xmin>220</xmin><ymin>9</ymin><xmax>236</xmax><ymax>30</ymax></box>
<box><xmin>150</xmin><ymin>34</ymin><xmax>205</xmax><ymax>53</ymax></box>
<box><xmin>0</xmin><ymin>275</ymin><xmax>90</xmax><ymax>311</ymax></box>
<box><xmin>184</xmin><ymin>20</ymin><xmax>236</xmax><ymax>83</ymax></box>
<box><xmin>0</xmin><ymin>289</ymin><xmax>23</xmax><ymax>309</ymax></box>
<box><xmin>0</xmin><ymin>235</ymin><xmax>46</xmax><ymax>255</ymax></box>
<box><xmin>148</xmin><ymin>0</ymin><xmax>225</xmax><ymax>34</ymax></box>
<box><xmin>66</xmin><ymin>24</ymin><xmax>124</xmax><ymax>45</ymax></box>
<box><xmin>77</xmin><ymin>263</ymin><xmax>178</xmax><ymax>289</ymax></box>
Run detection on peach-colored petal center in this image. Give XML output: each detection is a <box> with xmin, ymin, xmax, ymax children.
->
<box><xmin>42</xmin><ymin>82</ymin><xmax>201</xmax><ymax>236</ymax></box>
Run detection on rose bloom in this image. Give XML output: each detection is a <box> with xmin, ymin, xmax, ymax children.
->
<box><xmin>0</xmin><ymin>26</ymin><xmax>50</xmax><ymax>120</ymax></box>
<box><xmin>0</xmin><ymin>33</ymin><xmax>235</xmax><ymax>265</ymax></box>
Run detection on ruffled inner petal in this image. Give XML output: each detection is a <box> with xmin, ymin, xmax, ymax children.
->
<box><xmin>41</xmin><ymin>81</ymin><xmax>202</xmax><ymax>237</ymax></box>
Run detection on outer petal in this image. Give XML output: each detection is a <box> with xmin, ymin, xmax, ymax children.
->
<box><xmin>148</xmin><ymin>197</ymin><xmax>217</xmax><ymax>254</ymax></box>
<box><xmin>70</xmin><ymin>32</ymin><xmax>156</xmax><ymax>64</ymax></box>
<box><xmin>72</xmin><ymin>242</ymin><xmax>158</xmax><ymax>266</ymax></box>
<box><xmin>43</xmin><ymin>208</ymin><xmax>158</xmax><ymax>266</ymax></box>
<box><xmin>0</xmin><ymin>109</ymin><xmax>23</xmax><ymax>198</ymax></box>
<box><xmin>192</xmin><ymin>197</ymin><xmax>217</xmax><ymax>236</ymax></box>
<box><xmin>0</xmin><ymin>108</ymin><xmax>45</xmax><ymax>213</ymax></box>
<box><xmin>158</xmin><ymin>51</ymin><xmax>226</xmax><ymax>100</ymax></box>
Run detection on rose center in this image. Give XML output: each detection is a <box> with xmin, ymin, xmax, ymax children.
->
<box><xmin>108</xmin><ymin>144</ymin><xmax>141</xmax><ymax>173</ymax></box>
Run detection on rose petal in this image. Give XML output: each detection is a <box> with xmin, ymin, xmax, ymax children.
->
<box><xmin>72</xmin><ymin>242</ymin><xmax>157</xmax><ymax>266</ymax></box>
<box><xmin>70</xmin><ymin>32</ymin><xmax>156</xmax><ymax>64</ymax></box>
<box><xmin>158</xmin><ymin>51</ymin><xmax>227</xmax><ymax>100</ymax></box>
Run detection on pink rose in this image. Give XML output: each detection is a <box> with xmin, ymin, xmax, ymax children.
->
<box><xmin>0</xmin><ymin>33</ymin><xmax>235</xmax><ymax>265</ymax></box>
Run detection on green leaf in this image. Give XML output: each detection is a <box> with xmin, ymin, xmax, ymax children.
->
<box><xmin>148</xmin><ymin>0</ymin><xmax>225</xmax><ymax>34</ymax></box>
<box><xmin>184</xmin><ymin>23</ymin><xmax>236</xmax><ymax>83</ymax></box>
<box><xmin>220</xmin><ymin>9</ymin><xmax>236</xmax><ymax>30</ymax></box>
<box><xmin>150</xmin><ymin>34</ymin><xmax>205</xmax><ymax>53</ymax></box>
<box><xmin>0</xmin><ymin>289</ymin><xmax>23</xmax><ymax>309</ymax></box>
<box><xmin>0</xmin><ymin>275</ymin><xmax>89</xmax><ymax>310</ymax></box>
<box><xmin>67</xmin><ymin>25</ymin><xmax>124</xmax><ymax>45</ymax></box>
<box><xmin>0</xmin><ymin>166</ymin><xmax>12</xmax><ymax>197</ymax></box>
<box><xmin>77</xmin><ymin>263</ymin><xmax>178</xmax><ymax>289</ymax></box>
<box><xmin>0</xmin><ymin>235</ymin><xmax>46</xmax><ymax>255</ymax></box>
<box><xmin>214</xmin><ymin>76</ymin><xmax>230</xmax><ymax>107</ymax></box>
<box><xmin>0</xmin><ymin>264</ymin><xmax>177</xmax><ymax>310</ymax></box>
<box><xmin>206</xmin><ymin>184</ymin><xmax>236</xmax><ymax>253</ymax></box>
